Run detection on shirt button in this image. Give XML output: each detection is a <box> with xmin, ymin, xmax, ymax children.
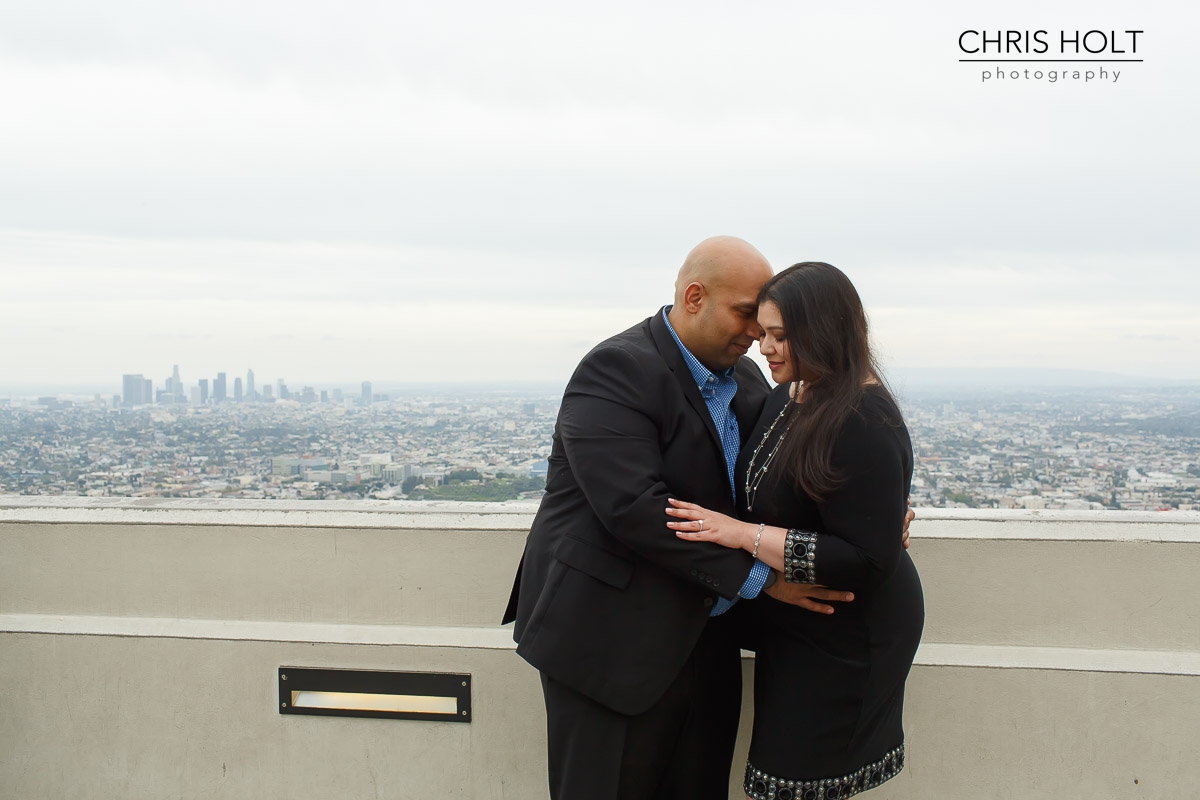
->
<box><xmin>702</xmin><ymin>597</ymin><xmax>714</xmax><ymax>608</ymax></box>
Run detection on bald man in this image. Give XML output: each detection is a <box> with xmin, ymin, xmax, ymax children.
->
<box><xmin>504</xmin><ymin>237</ymin><xmax>849</xmax><ymax>800</ymax></box>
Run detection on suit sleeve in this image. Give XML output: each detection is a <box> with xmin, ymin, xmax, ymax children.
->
<box><xmin>794</xmin><ymin>412</ymin><xmax>911</xmax><ymax>592</ymax></box>
<box><xmin>558</xmin><ymin>345</ymin><xmax>755</xmax><ymax>599</ymax></box>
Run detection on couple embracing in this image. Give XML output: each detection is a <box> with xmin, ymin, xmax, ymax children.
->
<box><xmin>503</xmin><ymin>236</ymin><xmax>924</xmax><ymax>800</ymax></box>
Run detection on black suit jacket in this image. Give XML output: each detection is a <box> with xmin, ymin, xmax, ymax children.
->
<box><xmin>503</xmin><ymin>309</ymin><xmax>771</xmax><ymax>715</ymax></box>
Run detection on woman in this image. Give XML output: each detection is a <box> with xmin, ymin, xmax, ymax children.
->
<box><xmin>666</xmin><ymin>262</ymin><xmax>924</xmax><ymax>800</ymax></box>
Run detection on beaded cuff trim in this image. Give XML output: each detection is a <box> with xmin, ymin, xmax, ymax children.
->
<box><xmin>783</xmin><ymin>529</ymin><xmax>817</xmax><ymax>584</ymax></box>
<box><xmin>744</xmin><ymin>745</ymin><xmax>904</xmax><ymax>800</ymax></box>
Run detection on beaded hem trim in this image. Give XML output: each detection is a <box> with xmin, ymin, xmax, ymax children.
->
<box><xmin>744</xmin><ymin>745</ymin><xmax>904</xmax><ymax>800</ymax></box>
<box><xmin>783</xmin><ymin>529</ymin><xmax>817</xmax><ymax>584</ymax></box>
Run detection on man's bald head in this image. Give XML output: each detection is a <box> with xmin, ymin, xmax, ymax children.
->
<box><xmin>667</xmin><ymin>236</ymin><xmax>774</xmax><ymax>372</ymax></box>
<box><xmin>674</xmin><ymin>236</ymin><xmax>772</xmax><ymax>306</ymax></box>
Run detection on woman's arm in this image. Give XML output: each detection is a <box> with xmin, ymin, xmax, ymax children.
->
<box><xmin>667</xmin><ymin>413</ymin><xmax>912</xmax><ymax>592</ymax></box>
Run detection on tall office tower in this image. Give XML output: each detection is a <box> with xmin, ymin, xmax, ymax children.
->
<box><xmin>122</xmin><ymin>374</ymin><xmax>146</xmax><ymax>407</ymax></box>
<box><xmin>172</xmin><ymin>365</ymin><xmax>182</xmax><ymax>399</ymax></box>
<box><xmin>214</xmin><ymin>373</ymin><xmax>227</xmax><ymax>403</ymax></box>
<box><xmin>143</xmin><ymin>379</ymin><xmax>153</xmax><ymax>405</ymax></box>
<box><xmin>278</xmin><ymin>379</ymin><xmax>290</xmax><ymax>400</ymax></box>
<box><xmin>199</xmin><ymin>378</ymin><xmax>209</xmax><ymax>404</ymax></box>
<box><xmin>262</xmin><ymin>384</ymin><xmax>273</xmax><ymax>399</ymax></box>
<box><xmin>331</xmin><ymin>388</ymin><xmax>343</xmax><ymax>403</ymax></box>
<box><xmin>234</xmin><ymin>378</ymin><xmax>243</xmax><ymax>402</ymax></box>
<box><xmin>246</xmin><ymin>369</ymin><xmax>255</xmax><ymax>401</ymax></box>
<box><xmin>361</xmin><ymin>381</ymin><xmax>372</xmax><ymax>405</ymax></box>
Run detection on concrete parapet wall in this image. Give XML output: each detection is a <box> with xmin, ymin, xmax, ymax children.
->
<box><xmin>2</xmin><ymin>499</ymin><xmax>1198</xmax><ymax>798</ymax></box>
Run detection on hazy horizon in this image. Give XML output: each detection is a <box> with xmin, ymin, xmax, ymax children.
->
<box><xmin>6</xmin><ymin>366</ymin><xmax>1200</xmax><ymax>401</ymax></box>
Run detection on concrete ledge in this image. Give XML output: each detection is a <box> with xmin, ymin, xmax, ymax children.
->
<box><xmin>0</xmin><ymin>496</ymin><xmax>539</xmax><ymax>530</ymax></box>
<box><xmin>5</xmin><ymin>614</ymin><xmax>1200</xmax><ymax>677</ymax></box>
<box><xmin>3</xmin><ymin>496</ymin><xmax>1198</xmax><ymax>539</ymax></box>
<box><xmin>3</xmin><ymin>500</ymin><xmax>1199</xmax><ymax>799</ymax></box>
<box><xmin>0</xmin><ymin>613</ymin><xmax>518</xmax><ymax>650</ymax></box>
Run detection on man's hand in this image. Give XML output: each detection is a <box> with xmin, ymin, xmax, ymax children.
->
<box><xmin>764</xmin><ymin>575</ymin><xmax>854</xmax><ymax>614</ymax></box>
<box><xmin>902</xmin><ymin>502</ymin><xmax>915</xmax><ymax>549</ymax></box>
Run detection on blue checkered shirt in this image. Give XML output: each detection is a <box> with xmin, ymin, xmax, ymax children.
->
<box><xmin>662</xmin><ymin>308</ymin><xmax>770</xmax><ymax>615</ymax></box>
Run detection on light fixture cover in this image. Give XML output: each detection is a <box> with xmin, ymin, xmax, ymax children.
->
<box><xmin>279</xmin><ymin>667</ymin><xmax>472</xmax><ymax>722</ymax></box>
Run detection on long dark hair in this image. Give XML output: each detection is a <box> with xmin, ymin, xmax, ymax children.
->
<box><xmin>759</xmin><ymin>262</ymin><xmax>899</xmax><ymax>501</ymax></box>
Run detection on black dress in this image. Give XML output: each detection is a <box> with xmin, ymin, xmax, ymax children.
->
<box><xmin>735</xmin><ymin>384</ymin><xmax>924</xmax><ymax>800</ymax></box>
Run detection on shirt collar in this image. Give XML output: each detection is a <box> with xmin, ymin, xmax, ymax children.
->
<box><xmin>661</xmin><ymin>306</ymin><xmax>737</xmax><ymax>389</ymax></box>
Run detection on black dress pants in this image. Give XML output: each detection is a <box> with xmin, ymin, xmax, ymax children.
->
<box><xmin>540</xmin><ymin>616</ymin><xmax>744</xmax><ymax>800</ymax></box>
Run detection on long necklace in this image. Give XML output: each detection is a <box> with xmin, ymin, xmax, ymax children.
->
<box><xmin>744</xmin><ymin>398</ymin><xmax>795</xmax><ymax>513</ymax></box>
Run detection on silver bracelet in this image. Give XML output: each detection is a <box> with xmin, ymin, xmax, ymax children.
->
<box><xmin>783</xmin><ymin>529</ymin><xmax>818</xmax><ymax>584</ymax></box>
<box><xmin>751</xmin><ymin>523</ymin><xmax>765</xmax><ymax>559</ymax></box>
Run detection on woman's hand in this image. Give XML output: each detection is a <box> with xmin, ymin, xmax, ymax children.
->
<box><xmin>665</xmin><ymin>498</ymin><xmax>753</xmax><ymax>551</ymax></box>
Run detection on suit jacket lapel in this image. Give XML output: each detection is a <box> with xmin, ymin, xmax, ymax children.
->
<box><xmin>648</xmin><ymin>311</ymin><xmax>724</xmax><ymax>454</ymax></box>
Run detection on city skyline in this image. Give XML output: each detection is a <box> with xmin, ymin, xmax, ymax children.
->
<box><xmin>6</xmin><ymin>363</ymin><xmax>1200</xmax><ymax>401</ymax></box>
<box><xmin>2</xmin><ymin>384</ymin><xmax>1196</xmax><ymax>511</ymax></box>
<box><xmin>8</xmin><ymin>355</ymin><xmax>1200</xmax><ymax>399</ymax></box>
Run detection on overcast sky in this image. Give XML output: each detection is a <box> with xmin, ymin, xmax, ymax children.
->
<box><xmin>1</xmin><ymin>0</ymin><xmax>1197</xmax><ymax>392</ymax></box>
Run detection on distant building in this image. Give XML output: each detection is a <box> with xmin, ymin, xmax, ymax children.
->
<box><xmin>359</xmin><ymin>453</ymin><xmax>392</xmax><ymax>477</ymax></box>
<box><xmin>382</xmin><ymin>465</ymin><xmax>415</xmax><ymax>483</ymax></box>
<box><xmin>233</xmin><ymin>378</ymin><xmax>243</xmax><ymax>403</ymax></box>
<box><xmin>199</xmin><ymin>378</ymin><xmax>209</xmax><ymax>404</ymax></box>
<box><xmin>261</xmin><ymin>384</ymin><xmax>273</xmax><ymax>400</ymax></box>
<box><xmin>214</xmin><ymin>373</ymin><xmax>227</xmax><ymax>403</ymax></box>
<box><xmin>122</xmin><ymin>374</ymin><xmax>147</xmax><ymax>407</ymax></box>
<box><xmin>246</xmin><ymin>369</ymin><xmax>255</xmax><ymax>401</ymax></box>
<box><xmin>361</xmin><ymin>381</ymin><xmax>372</xmax><ymax>406</ymax></box>
<box><xmin>271</xmin><ymin>457</ymin><xmax>301</xmax><ymax>476</ymax></box>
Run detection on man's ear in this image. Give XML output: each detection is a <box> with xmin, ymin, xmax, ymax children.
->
<box><xmin>681</xmin><ymin>281</ymin><xmax>706</xmax><ymax>313</ymax></box>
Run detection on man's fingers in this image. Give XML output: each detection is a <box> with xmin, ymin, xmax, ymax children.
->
<box><xmin>805</xmin><ymin>586</ymin><xmax>854</xmax><ymax>603</ymax></box>
<box><xmin>795</xmin><ymin>598</ymin><xmax>835</xmax><ymax>615</ymax></box>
